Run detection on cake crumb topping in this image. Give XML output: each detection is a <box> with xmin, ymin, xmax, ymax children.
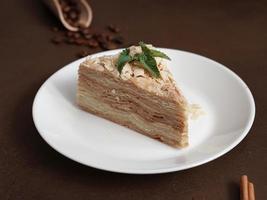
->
<box><xmin>83</xmin><ymin>45</ymin><xmax>179</xmax><ymax>96</ymax></box>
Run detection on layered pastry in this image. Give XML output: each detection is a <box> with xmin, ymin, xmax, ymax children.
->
<box><xmin>77</xmin><ymin>42</ymin><xmax>189</xmax><ymax>148</ymax></box>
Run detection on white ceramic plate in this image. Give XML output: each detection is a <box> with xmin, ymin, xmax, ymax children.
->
<box><xmin>32</xmin><ymin>48</ymin><xmax>255</xmax><ymax>174</ymax></box>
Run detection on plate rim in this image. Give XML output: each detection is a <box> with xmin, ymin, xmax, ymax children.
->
<box><xmin>32</xmin><ymin>48</ymin><xmax>256</xmax><ymax>174</ymax></box>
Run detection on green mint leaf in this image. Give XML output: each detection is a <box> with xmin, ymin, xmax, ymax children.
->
<box><xmin>138</xmin><ymin>53</ymin><xmax>161</xmax><ymax>78</ymax></box>
<box><xmin>139</xmin><ymin>41</ymin><xmax>150</xmax><ymax>55</ymax></box>
<box><xmin>116</xmin><ymin>48</ymin><xmax>132</xmax><ymax>73</ymax></box>
<box><xmin>139</xmin><ymin>41</ymin><xmax>171</xmax><ymax>60</ymax></box>
<box><xmin>150</xmin><ymin>49</ymin><xmax>171</xmax><ymax>60</ymax></box>
<box><xmin>139</xmin><ymin>42</ymin><xmax>161</xmax><ymax>78</ymax></box>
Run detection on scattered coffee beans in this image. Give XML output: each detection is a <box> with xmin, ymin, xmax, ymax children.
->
<box><xmin>49</xmin><ymin>0</ymin><xmax>126</xmax><ymax>57</ymax></box>
<box><xmin>50</xmin><ymin>24</ymin><xmax>125</xmax><ymax>58</ymax></box>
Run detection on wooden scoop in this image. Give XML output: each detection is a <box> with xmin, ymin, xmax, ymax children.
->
<box><xmin>44</xmin><ymin>0</ymin><xmax>93</xmax><ymax>31</ymax></box>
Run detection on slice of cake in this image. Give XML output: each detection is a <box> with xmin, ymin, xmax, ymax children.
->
<box><xmin>77</xmin><ymin>42</ymin><xmax>188</xmax><ymax>148</ymax></box>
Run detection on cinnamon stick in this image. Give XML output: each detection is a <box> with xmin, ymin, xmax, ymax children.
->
<box><xmin>248</xmin><ymin>182</ymin><xmax>255</xmax><ymax>200</ymax></box>
<box><xmin>240</xmin><ymin>175</ymin><xmax>249</xmax><ymax>200</ymax></box>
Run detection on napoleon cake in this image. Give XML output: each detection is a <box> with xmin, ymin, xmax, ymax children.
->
<box><xmin>77</xmin><ymin>42</ymin><xmax>188</xmax><ymax>147</ymax></box>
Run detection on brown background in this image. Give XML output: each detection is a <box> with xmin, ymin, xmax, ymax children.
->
<box><xmin>1</xmin><ymin>0</ymin><xmax>267</xmax><ymax>199</ymax></box>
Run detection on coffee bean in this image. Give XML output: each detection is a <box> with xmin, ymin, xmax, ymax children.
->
<box><xmin>95</xmin><ymin>33</ymin><xmax>107</xmax><ymax>44</ymax></box>
<box><xmin>100</xmin><ymin>41</ymin><xmax>117</xmax><ymax>50</ymax></box>
<box><xmin>88</xmin><ymin>40</ymin><xmax>99</xmax><ymax>48</ymax></box>
<box><xmin>77</xmin><ymin>49</ymin><xmax>90</xmax><ymax>58</ymax></box>
<box><xmin>73</xmin><ymin>32</ymin><xmax>81</xmax><ymax>39</ymax></box>
<box><xmin>112</xmin><ymin>35</ymin><xmax>124</xmax><ymax>44</ymax></box>
<box><xmin>72</xmin><ymin>21</ymin><xmax>80</xmax><ymax>27</ymax></box>
<box><xmin>51</xmin><ymin>36</ymin><xmax>63</xmax><ymax>44</ymax></box>
<box><xmin>69</xmin><ymin>10</ymin><xmax>78</xmax><ymax>20</ymax></box>
<box><xmin>66</xmin><ymin>19</ymin><xmax>73</xmax><ymax>25</ymax></box>
<box><xmin>81</xmin><ymin>28</ymin><xmax>90</xmax><ymax>35</ymax></box>
<box><xmin>74</xmin><ymin>38</ymin><xmax>88</xmax><ymax>45</ymax></box>
<box><xmin>63</xmin><ymin>5</ymin><xmax>71</xmax><ymax>13</ymax></box>
<box><xmin>80</xmin><ymin>39</ymin><xmax>89</xmax><ymax>45</ymax></box>
<box><xmin>66</xmin><ymin>31</ymin><xmax>74</xmax><ymax>37</ymax></box>
<box><xmin>84</xmin><ymin>34</ymin><xmax>93</xmax><ymax>39</ymax></box>
<box><xmin>107</xmin><ymin>24</ymin><xmax>120</xmax><ymax>33</ymax></box>
<box><xmin>63</xmin><ymin>13</ymin><xmax>68</xmax><ymax>19</ymax></box>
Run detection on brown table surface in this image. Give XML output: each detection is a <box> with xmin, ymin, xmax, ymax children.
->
<box><xmin>1</xmin><ymin>0</ymin><xmax>267</xmax><ymax>199</ymax></box>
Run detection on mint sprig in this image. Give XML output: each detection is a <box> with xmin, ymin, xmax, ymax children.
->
<box><xmin>116</xmin><ymin>42</ymin><xmax>171</xmax><ymax>78</ymax></box>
